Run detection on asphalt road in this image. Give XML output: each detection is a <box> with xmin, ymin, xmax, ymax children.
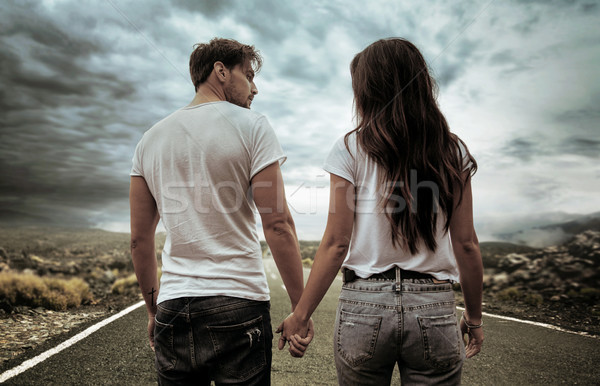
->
<box><xmin>2</xmin><ymin>259</ymin><xmax>599</xmax><ymax>385</ymax></box>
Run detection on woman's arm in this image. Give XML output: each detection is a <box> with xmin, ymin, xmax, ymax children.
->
<box><xmin>449</xmin><ymin>172</ymin><xmax>484</xmax><ymax>358</ymax></box>
<box><xmin>276</xmin><ymin>174</ymin><xmax>355</xmax><ymax>353</ymax></box>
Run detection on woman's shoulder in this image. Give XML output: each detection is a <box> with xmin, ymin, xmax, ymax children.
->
<box><xmin>450</xmin><ymin>134</ymin><xmax>476</xmax><ymax>172</ymax></box>
<box><xmin>331</xmin><ymin>131</ymin><xmax>359</xmax><ymax>155</ymax></box>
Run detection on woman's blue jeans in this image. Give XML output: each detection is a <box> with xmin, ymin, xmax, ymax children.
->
<box><xmin>334</xmin><ymin>267</ymin><xmax>465</xmax><ymax>385</ymax></box>
<box><xmin>154</xmin><ymin>296</ymin><xmax>272</xmax><ymax>385</ymax></box>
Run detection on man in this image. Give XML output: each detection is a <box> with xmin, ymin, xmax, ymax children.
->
<box><xmin>130</xmin><ymin>38</ymin><xmax>312</xmax><ymax>385</ymax></box>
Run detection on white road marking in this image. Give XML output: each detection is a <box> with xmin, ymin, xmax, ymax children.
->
<box><xmin>0</xmin><ymin>301</ymin><xmax>145</xmax><ymax>383</ymax></box>
<box><xmin>456</xmin><ymin>306</ymin><xmax>598</xmax><ymax>339</ymax></box>
<box><xmin>2</xmin><ymin>276</ymin><xmax>595</xmax><ymax>384</ymax></box>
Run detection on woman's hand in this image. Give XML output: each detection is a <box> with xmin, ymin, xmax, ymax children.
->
<box><xmin>276</xmin><ymin>313</ymin><xmax>314</xmax><ymax>357</ymax></box>
<box><xmin>460</xmin><ymin>314</ymin><xmax>483</xmax><ymax>358</ymax></box>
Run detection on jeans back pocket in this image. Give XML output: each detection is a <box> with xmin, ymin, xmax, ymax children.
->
<box><xmin>336</xmin><ymin>310</ymin><xmax>382</xmax><ymax>367</ymax></box>
<box><xmin>417</xmin><ymin>313</ymin><xmax>462</xmax><ymax>370</ymax></box>
<box><xmin>154</xmin><ymin>319</ymin><xmax>177</xmax><ymax>372</ymax></box>
<box><xmin>208</xmin><ymin>315</ymin><xmax>267</xmax><ymax>382</ymax></box>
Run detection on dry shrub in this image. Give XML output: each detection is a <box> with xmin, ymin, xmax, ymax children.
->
<box><xmin>111</xmin><ymin>274</ymin><xmax>138</xmax><ymax>295</ymax></box>
<box><xmin>0</xmin><ymin>272</ymin><xmax>93</xmax><ymax>311</ymax></box>
<box><xmin>46</xmin><ymin>277</ymin><xmax>93</xmax><ymax>307</ymax></box>
<box><xmin>524</xmin><ymin>293</ymin><xmax>543</xmax><ymax>307</ymax></box>
<box><xmin>497</xmin><ymin>287</ymin><xmax>522</xmax><ymax>301</ymax></box>
<box><xmin>111</xmin><ymin>269</ymin><xmax>162</xmax><ymax>295</ymax></box>
<box><xmin>302</xmin><ymin>258</ymin><xmax>313</xmax><ymax>268</ymax></box>
<box><xmin>580</xmin><ymin>287</ymin><xmax>600</xmax><ymax>300</ymax></box>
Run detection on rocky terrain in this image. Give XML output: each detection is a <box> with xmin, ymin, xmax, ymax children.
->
<box><xmin>0</xmin><ymin>227</ymin><xmax>153</xmax><ymax>364</ymax></box>
<box><xmin>0</xmin><ymin>226</ymin><xmax>598</xmax><ymax>367</ymax></box>
<box><xmin>477</xmin><ymin>230</ymin><xmax>600</xmax><ymax>336</ymax></box>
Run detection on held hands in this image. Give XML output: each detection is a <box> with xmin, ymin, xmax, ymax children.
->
<box><xmin>460</xmin><ymin>312</ymin><xmax>483</xmax><ymax>358</ymax></box>
<box><xmin>275</xmin><ymin>313</ymin><xmax>314</xmax><ymax>358</ymax></box>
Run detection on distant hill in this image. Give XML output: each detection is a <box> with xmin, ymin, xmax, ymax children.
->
<box><xmin>264</xmin><ymin>238</ymin><xmax>541</xmax><ymax>268</ymax></box>
<box><xmin>0</xmin><ymin>226</ymin><xmax>131</xmax><ymax>254</ymax></box>
<box><xmin>496</xmin><ymin>212</ymin><xmax>600</xmax><ymax>247</ymax></box>
<box><xmin>479</xmin><ymin>241</ymin><xmax>537</xmax><ymax>269</ymax></box>
<box><xmin>539</xmin><ymin>211</ymin><xmax>600</xmax><ymax>234</ymax></box>
<box><xmin>0</xmin><ymin>210</ymin><xmax>54</xmax><ymax>226</ymax></box>
<box><xmin>261</xmin><ymin>240</ymin><xmax>320</xmax><ymax>260</ymax></box>
<box><xmin>0</xmin><ymin>209</ymin><xmax>93</xmax><ymax>228</ymax></box>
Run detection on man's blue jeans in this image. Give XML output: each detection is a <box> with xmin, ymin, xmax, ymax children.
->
<box><xmin>154</xmin><ymin>296</ymin><xmax>272</xmax><ymax>385</ymax></box>
<box><xmin>334</xmin><ymin>267</ymin><xmax>465</xmax><ymax>385</ymax></box>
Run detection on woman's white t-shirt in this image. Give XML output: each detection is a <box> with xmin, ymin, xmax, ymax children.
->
<box><xmin>323</xmin><ymin>133</ymin><xmax>468</xmax><ymax>282</ymax></box>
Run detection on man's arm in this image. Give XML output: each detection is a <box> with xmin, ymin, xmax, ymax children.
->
<box><xmin>130</xmin><ymin>176</ymin><xmax>160</xmax><ymax>350</ymax></box>
<box><xmin>251</xmin><ymin>162</ymin><xmax>304</xmax><ymax>310</ymax></box>
<box><xmin>277</xmin><ymin>174</ymin><xmax>354</xmax><ymax>350</ymax></box>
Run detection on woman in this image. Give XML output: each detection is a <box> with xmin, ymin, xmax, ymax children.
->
<box><xmin>278</xmin><ymin>38</ymin><xmax>484</xmax><ymax>385</ymax></box>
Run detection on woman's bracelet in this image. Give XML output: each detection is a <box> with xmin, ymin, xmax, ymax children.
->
<box><xmin>462</xmin><ymin>311</ymin><xmax>483</xmax><ymax>329</ymax></box>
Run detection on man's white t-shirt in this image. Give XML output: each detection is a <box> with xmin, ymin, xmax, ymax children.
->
<box><xmin>131</xmin><ymin>101</ymin><xmax>286</xmax><ymax>304</ymax></box>
<box><xmin>323</xmin><ymin>133</ymin><xmax>470</xmax><ymax>282</ymax></box>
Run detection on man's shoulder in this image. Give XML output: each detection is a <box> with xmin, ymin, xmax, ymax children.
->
<box><xmin>221</xmin><ymin>102</ymin><xmax>267</xmax><ymax>123</ymax></box>
<box><xmin>146</xmin><ymin>108</ymin><xmax>185</xmax><ymax>132</ymax></box>
<box><xmin>143</xmin><ymin>103</ymin><xmax>269</xmax><ymax>138</ymax></box>
<box><xmin>184</xmin><ymin>102</ymin><xmax>268</xmax><ymax>128</ymax></box>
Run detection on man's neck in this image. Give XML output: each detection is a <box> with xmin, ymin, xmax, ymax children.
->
<box><xmin>188</xmin><ymin>82</ymin><xmax>226</xmax><ymax>107</ymax></box>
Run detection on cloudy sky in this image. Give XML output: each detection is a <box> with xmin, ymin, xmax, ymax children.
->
<box><xmin>1</xmin><ymin>0</ymin><xmax>599</xmax><ymax>242</ymax></box>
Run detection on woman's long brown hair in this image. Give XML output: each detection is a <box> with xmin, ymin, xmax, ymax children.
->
<box><xmin>346</xmin><ymin>38</ymin><xmax>477</xmax><ymax>254</ymax></box>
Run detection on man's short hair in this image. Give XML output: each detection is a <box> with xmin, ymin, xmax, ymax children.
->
<box><xmin>189</xmin><ymin>38</ymin><xmax>263</xmax><ymax>92</ymax></box>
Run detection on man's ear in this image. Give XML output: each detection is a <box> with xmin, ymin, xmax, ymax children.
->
<box><xmin>213</xmin><ymin>61</ymin><xmax>227</xmax><ymax>83</ymax></box>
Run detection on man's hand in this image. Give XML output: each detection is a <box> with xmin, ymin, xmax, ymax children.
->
<box><xmin>460</xmin><ymin>316</ymin><xmax>483</xmax><ymax>358</ymax></box>
<box><xmin>148</xmin><ymin>314</ymin><xmax>156</xmax><ymax>351</ymax></box>
<box><xmin>275</xmin><ymin>313</ymin><xmax>314</xmax><ymax>358</ymax></box>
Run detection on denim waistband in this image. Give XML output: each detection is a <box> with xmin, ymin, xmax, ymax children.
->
<box><xmin>342</xmin><ymin>267</ymin><xmax>433</xmax><ymax>284</ymax></box>
<box><xmin>157</xmin><ymin>296</ymin><xmax>270</xmax><ymax>317</ymax></box>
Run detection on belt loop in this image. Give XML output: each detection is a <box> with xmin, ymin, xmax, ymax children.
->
<box><xmin>395</xmin><ymin>266</ymin><xmax>401</xmax><ymax>289</ymax></box>
<box><xmin>342</xmin><ymin>268</ymin><xmax>356</xmax><ymax>284</ymax></box>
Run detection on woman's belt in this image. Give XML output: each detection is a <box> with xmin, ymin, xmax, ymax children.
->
<box><xmin>342</xmin><ymin>267</ymin><xmax>433</xmax><ymax>283</ymax></box>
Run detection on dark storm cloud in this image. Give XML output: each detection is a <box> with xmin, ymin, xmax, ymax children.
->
<box><xmin>517</xmin><ymin>175</ymin><xmax>564</xmax><ymax>203</ymax></box>
<box><xmin>555</xmin><ymin>104</ymin><xmax>600</xmax><ymax>130</ymax></box>
<box><xmin>0</xmin><ymin>1</ymin><xmax>157</xmax><ymax>225</ymax></box>
<box><xmin>172</xmin><ymin>0</ymin><xmax>231</xmax><ymax>17</ymax></box>
<box><xmin>488</xmin><ymin>50</ymin><xmax>515</xmax><ymax>65</ymax></box>
<box><xmin>434</xmin><ymin>61</ymin><xmax>464</xmax><ymax>88</ymax></box>
<box><xmin>511</xmin><ymin>13</ymin><xmax>542</xmax><ymax>35</ymax></box>
<box><xmin>335</xmin><ymin>13</ymin><xmax>395</xmax><ymax>44</ymax></box>
<box><xmin>563</xmin><ymin>138</ymin><xmax>600</xmax><ymax>158</ymax></box>
<box><xmin>487</xmin><ymin>49</ymin><xmax>536</xmax><ymax>76</ymax></box>
<box><xmin>236</xmin><ymin>1</ymin><xmax>300</xmax><ymax>43</ymax></box>
<box><xmin>503</xmin><ymin>123</ymin><xmax>600</xmax><ymax>162</ymax></box>
<box><xmin>581</xmin><ymin>2</ymin><xmax>598</xmax><ymax>12</ymax></box>
<box><xmin>0</xmin><ymin>0</ymin><xmax>598</xmax><ymax>234</ymax></box>
<box><xmin>431</xmin><ymin>42</ymin><xmax>481</xmax><ymax>87</ymax></box>
<box><xmin>512</xmin><ymin>0</ymin><xmax>597</xmax><ymax>9</ymax></box>
<box><xmin>279</xmin><ymin>55</ymin><xmax>328</xmax><ymax>85</ymax></box>
<box><xmin>0</xmin><ymin>2</ymin><xmax>104</xmax><ymax>57</ymax></box>
<box><xmin>172</xmin><ymin>0</ymin><xmax>300</xmax><ymax>44</ymax></box>
<box><xmin>427</xmin><ymin>3</ymin><xmax>483</xmax><ymax>88</ymax></box>
<box><xmin>503</xmin><ymin>138</ymin><xmax>539</xmax><ymax>161</ymax></box>
<box><xmin>507</xmin><ymin>0</ymin><xmax>598</xmax><ymax>38</ymax></box>
<box><xmin>552</xmin><ymin>102</ymin><xmax>600</xmax><ymax>158</ymax></box>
